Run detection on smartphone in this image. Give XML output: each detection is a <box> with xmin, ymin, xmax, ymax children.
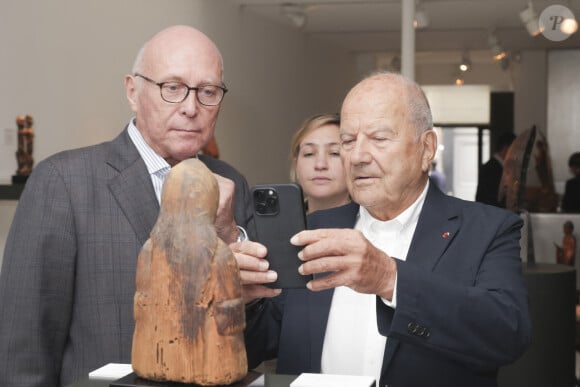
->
<box><xmin>251</xmin><ymin>183</ymin><xmax>312</xmax><ymax>288</ymax></box>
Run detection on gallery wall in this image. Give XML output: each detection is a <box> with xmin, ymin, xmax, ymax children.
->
<box><xmin>0</xmin><ymin>0</ymin><xmax>356</xmax><ymax>187</ymax></box>
<box><xmin>0</xmin><ymin>0</ymin><xmax>357</xmax><ymax>265</ymax></box>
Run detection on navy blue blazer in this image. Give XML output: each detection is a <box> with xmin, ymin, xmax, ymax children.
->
<box><xmin>246</xmin><ymin>184</ymin><xmax>531</xmax><ymax>387</ymax></box>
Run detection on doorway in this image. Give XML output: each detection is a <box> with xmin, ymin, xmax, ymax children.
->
<box><xmin>433</xmin><ymin>125</ymin><xmax>490</xmax><ymax>201</ymax></box>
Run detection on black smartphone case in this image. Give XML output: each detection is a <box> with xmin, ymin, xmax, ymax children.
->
<box><xmin>251</xmin><ymin>183</ymin><xmax>312</xmax><ymax>288</ymax></box>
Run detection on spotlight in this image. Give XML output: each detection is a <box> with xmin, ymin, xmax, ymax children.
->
<box><xmin>488</xmin><ymin>33</ymin><xmax>507</xmax><ymax>61</ymax></box>
<box><xmin>282</xmin><ymin>3</ymin><xmax>307</xmax><ymax>29</ymax></box>
<box><xmin>454</xmin><ymin>75</ymin><xmax>464</xmax><ymax>86</ymax></box>
<box><xmin>414</xmin><ymin>2</ymin><xmax>429</xmax><ymax>29</ymax></box>
<box><xmin>519</xmin><ymin>2</ymin><xmax>543</xmax><ymax>36</ymax></box>
<box><xmin>561</xmin><ymin>17</ymin><xmax>579</xmax><ymax>35</ymax></box>
<box><xmin>459</xmin><ymin>51</ymin><xmax>471</xmax><ymax>72</ymax></box>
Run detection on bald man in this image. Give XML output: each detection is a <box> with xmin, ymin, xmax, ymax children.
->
<box><xmin>242</xmin><ymin>72</ymin><xmax>531</xmax><ymax>387</ymax></box>
<box><xmin>0</xmin><ymin>26</ymin><xmax>260</xmax><ymax>386</ymax></box>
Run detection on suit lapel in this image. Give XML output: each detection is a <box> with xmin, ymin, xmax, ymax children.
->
<box><xmin>406</xmin><ymin>185</ymin><xmax>461</xmax><ymax>269</ymax></box>
<box><xmin>106</xmin><ymin>129</ymin><xmax>159</xmax><ymax>246</ymax></box>
<box><xmin>380</xmin><ymin>186</ymin><xmax>461</xmax><ymax>384</ymax></box>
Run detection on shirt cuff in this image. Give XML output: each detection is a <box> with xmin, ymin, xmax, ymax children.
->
<box><xmin>380</xmin><ymin>272</ymin><xmax>397</xmax><ymax>308</ymax></box>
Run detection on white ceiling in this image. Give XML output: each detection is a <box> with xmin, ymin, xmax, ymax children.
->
<box><xmin>230</xmin><ymin>0</ymin><xmax>580</xmax><ymax>57</ymax></box>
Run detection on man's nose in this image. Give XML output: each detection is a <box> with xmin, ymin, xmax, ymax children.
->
<box><xmin>179</xmin><ymin>90</ymin><xmax>199</xmax><ymax>116</ymax></box>
<box><xmin>349</xmin><ymin>139</ymin><xmax>372</xmax><ymax>164</ymax></box>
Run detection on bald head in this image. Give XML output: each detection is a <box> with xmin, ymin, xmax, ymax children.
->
<box><xmin>339</xmin><ymin>71</ymin><xmax>437</xmax><ymax>220</ymax></box>
<box><xmin>343</xmin><ymin>72</ymin><xmax>432</xmax><ymax>137</ymax></box>
<box><xmin>125</xmin><ymin>25</ymin><xmax>225</xmax><ymax>165</ymax></box>
<box><xmin>132</xmin><ymin>25</ymin><xmax>224</xmax><ymax>80</ymax></box>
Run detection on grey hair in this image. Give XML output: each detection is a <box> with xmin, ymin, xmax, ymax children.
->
<box><xmin>131</xmin><ymin>45</ymin><xmax>146</xmax><ymax>75</ymax></box>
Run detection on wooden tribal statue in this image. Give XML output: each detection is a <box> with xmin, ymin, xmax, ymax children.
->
<box><xmin>132</xmin><ymin>158</ymin><xmax>247</xmax><ymax>385</ymax></box>
<box><xmin>15</xmin><ymin>114</ymin><xmax>35</xmax><ymax>176</ymax></box>
<box><xmin>556</xmin><ymin>220</ymin><xmax>576</xmax><ymax>266</ymax></box>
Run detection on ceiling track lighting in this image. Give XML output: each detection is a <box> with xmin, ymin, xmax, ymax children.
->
<box><xmin>281</xmin><ymin>3</ymin><xmax>307</xmax><ymax>29</ymax></box>
<box><xmin>454</xmin><ymin>72</ymin><xmax>465</xmax><ymax>86</ymax></box>
<box><xmin>519</xmin><ymin>2</ymin><xmax>543</xmax><ymax>36</ymax></box>
<box><xmin>414</xmin><ymin>1</ymin><xmax>429</xmax><ymax>29</ymax></box>
<box><xmin>488</xmin><ymin>33</ymin><xmax>507</xmax><ymax>61</ymax></box>
<box><xmin>459</xmin><ymin>51</ymin><xmax>471</xmax><ymax>72</ymax></box>
<box><xmin>561</xmin><ymin>17</ymin><xmax>579</xmax><ymax>35</ymax></box>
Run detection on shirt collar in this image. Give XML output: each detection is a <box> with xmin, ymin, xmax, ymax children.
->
<box><xmin>357</xmin><ymin>180</ymin><xmax>430</xmax><ymax>232</ymax></box>
<box><xmin>127</xmin><ymin>118</ymin><xmax>171</xmax><ymax>175</ymax></box>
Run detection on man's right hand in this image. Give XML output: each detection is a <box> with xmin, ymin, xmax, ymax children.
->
<box><xmin>230</xmin><ymin>240</ymin><xmax>282</xmax><ymax>303</ymax></box>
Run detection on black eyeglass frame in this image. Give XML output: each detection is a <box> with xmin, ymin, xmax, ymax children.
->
<box><xmin>134</xmin><ymin>73</ymin><xmax>228</xmax><ymax>106</ymax></box>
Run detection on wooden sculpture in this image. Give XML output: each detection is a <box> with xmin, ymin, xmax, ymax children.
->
<box><xmin>15</xmin><ymin>114</ymin><xmax>34</xmax><ymax>177</ymax></box>
<box><xmin>498</xmin><ymin>126</ymin><xmax>536</xmax><ymax>213</ymax></box>
<box><xmin>555</xmin><ymin>220</ymin><xmax>576</xmax><ymax>266</ymax></box>
<box><xmin>132</xmin><ymin>158</ymin><xmax>247</xmax><ymax>385</ymax></box>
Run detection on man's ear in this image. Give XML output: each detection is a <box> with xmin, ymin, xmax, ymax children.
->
<box><xmin>125</xmin><ymin>75</ymin><xmax>138</xmax><ymax>113</ymax></box>
<box><xmin>421</xmin><ymin>130</ymin><xmax>438</xmax><ymax>172</ymax></box>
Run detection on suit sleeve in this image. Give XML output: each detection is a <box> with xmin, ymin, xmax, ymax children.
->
<box><xmin>199</xmin><ymin>155</ymin><xmax>256</xmax><ymax>240</ymax></box>
<box><xmin>0</xmin><ymin>159</ymin><xmax>76</xmax><ymax>387</ymax></box>
<box><xmin>379</xmin><ymin>210</ymin><xmax>532</xmax><ymax>371</ymax></box>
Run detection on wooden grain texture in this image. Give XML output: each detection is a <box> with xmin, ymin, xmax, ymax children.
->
<box><xmin>132</xmin><ymin>158</ymin><xmax>247</xmax><ymax>385</ymax></box>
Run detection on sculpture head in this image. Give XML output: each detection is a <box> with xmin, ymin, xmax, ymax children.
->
<box><xmin>160</xmin><ymin>158</ymin><xmax>219</xmax><ymax>223</ymax></box>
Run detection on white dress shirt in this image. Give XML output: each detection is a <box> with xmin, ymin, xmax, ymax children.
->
<box><xmin>321</xmin><ymin>182</ymin><xmax>429</xmax><ymax>384</ymax></box>
<box><xmin>127</xmin><ymin>119</ymin><xmax>171</xmax><ymax>203</ymax></box>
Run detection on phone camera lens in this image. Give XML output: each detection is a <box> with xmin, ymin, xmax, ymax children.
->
<box><xmin>255</xmin><ymin>190</ymin><xmax>266</xmax><ymax>203</ymax></box>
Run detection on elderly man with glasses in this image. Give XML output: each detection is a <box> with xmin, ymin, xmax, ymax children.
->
<box><xmin>0</xmin><ymin>25</ymin><xmax>270</xmax><ymax>387</ymax></box>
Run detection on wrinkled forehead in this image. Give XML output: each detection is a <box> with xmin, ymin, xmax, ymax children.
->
<box><xmin>139</xmin><ymin>28</ymin><xmax>223</xmax><ymax>80</ymax></box>
<box><xmin>341</xmin><ymin>79</ymin><xmax>407</xmax><ymax>128</ymax></box>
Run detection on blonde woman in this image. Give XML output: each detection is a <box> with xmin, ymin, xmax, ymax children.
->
<box><xmin>290</xmin><ymin>113</ymin><xmax>350</xmax><ymax>214</ymax></box>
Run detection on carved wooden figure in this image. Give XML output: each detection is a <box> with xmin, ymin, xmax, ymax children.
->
<box><xmin>15</xmin><ymin>115</ymin><xmax>34</xmax><ymax>176</ymax></box>
<box><xmin>132</xmin><ymin>158</ymin><xmax>247</xmax><ymax>385</ymax></box>
<box><xmin>556</xmin><ymin>220</ymin><xmax>576</xmax><ymax>266</ymax></box>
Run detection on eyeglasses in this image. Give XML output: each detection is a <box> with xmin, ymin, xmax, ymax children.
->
<box><xmin>134</xmin><ymin>73</ymin><xmax>228</xmax><ymax>106</ymax></box>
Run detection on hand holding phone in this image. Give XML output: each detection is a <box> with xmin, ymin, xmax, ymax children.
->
<box><xmin>251</xmin><ymin>184</ymin><xmax>313</xmax><ymax>288</ymax></box>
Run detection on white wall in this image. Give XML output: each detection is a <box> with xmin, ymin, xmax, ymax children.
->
<box><xmin>0</xmin><ymin>0</ymin><xmax>358</xmax><ymax>261</ymax></box>
<box><xmin>547</xmin><ymin>49</ymin><xmax>580</xmax><ymax>194</ymax></box>
<box><xmin>0</xmin><ymin>0</ymin><xmax>355</xmax><ymax>188</ymax></box>
<box><xmin>0</xmin><ymin>202</ymin><xmax>18</xmax><ymax>269</ymax></box>
<box><xmin>423</xmin><ymin>85</ymin><xmax>490</xmax><ymax>124</ymax></box>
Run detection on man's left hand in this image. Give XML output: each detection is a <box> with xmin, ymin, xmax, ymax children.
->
<box><xmin>291</xmin><ymin>228</ymin><xmax>397</xmax><ymax>300</ymax></box>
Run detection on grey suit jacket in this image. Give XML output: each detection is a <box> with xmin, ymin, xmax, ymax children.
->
<box><xmin>0</xmin><ymin>128</ymin><xmax>255</xmax><ymax>387</ymax></box>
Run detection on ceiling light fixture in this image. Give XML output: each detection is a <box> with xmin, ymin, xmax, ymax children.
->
<box><xmin>413</xmin><ymin>1</ymin><xmax>429</xmax><ymax>29</ymax></box>
<box><xmin>561</xmin><ymin>17</ymin><xmax>579</xmax><ymax>35</ymax></box>
<box><xmin>519</xmin><ymin>2</ymin><xmax>543</xmax><ymax>36</ymax></box>
<box><xmin>282</xmin><ymin>3</ymin><xmax>307</xmax><ymax>29</ymax></box>
<box><xmin>488</xmin><ymin>33</ymin><xmax>507</xmax><ymax>61</ymax></box>
<box><xmin>459</xmin><ymin>51</ymin><xmax>471</xmax><ymax>72</ymax></box>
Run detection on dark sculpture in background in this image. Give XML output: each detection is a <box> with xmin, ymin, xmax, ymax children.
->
<box><xmin>529</xmin><ymin>131</ymin><xmax>559</xmax><ymax>212</ymax></box>
<box><xmin>499</xmin><ymin>125</ymin><xmax>562</xmax><ymax>266</ymax></box>
<box><xmin>499</xmin><ymin>126</ymin><xmax>559</xmax><ymax>213</ymax></box>
<box><xmin>131</xmin><ymin>158</ymin><xmax>247</xmax><ymax>385</ymax></box>
<box><xmin>14</xmin><ymin>114</ymin><xmax>35</xmax><ymax>182</ymax></box>
<box><xmin>498</xmin><ymin>126</ymin><xmax>536</xmax><ymax>213</ymax></box>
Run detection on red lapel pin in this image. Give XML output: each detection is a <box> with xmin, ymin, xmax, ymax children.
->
<box><xmin>442</xmin><ymin>232</ymin><xmax>450</xmax><ymax>238</ymax></box>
